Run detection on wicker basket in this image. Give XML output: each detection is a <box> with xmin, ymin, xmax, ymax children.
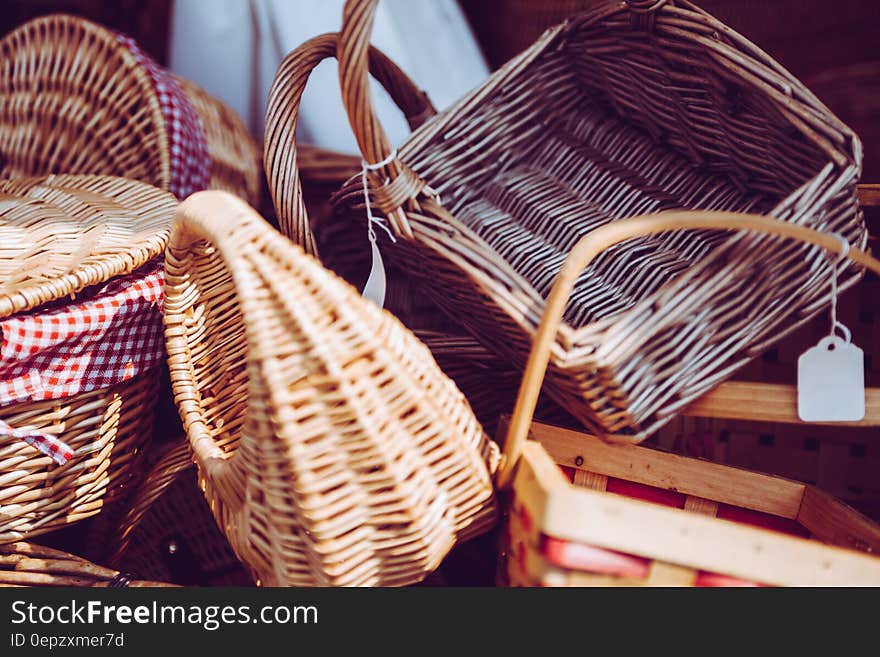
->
<box><xmin>107</xmin><ymin>441</ymin><xmax>252</xmax><ymax>586</ymax></box>
<box><xmin>498</xmin><ymin>211</ymin><xmax>880</xmax><ymax>586</ymax></box>
<box><xmin>322</xmin><ymin>0</ymin><xmax>866</xmax><ymax>443</ymax></box>
<box><xmin>0</xmin><ymin>542</ymin><xmax>173</xmax><ymax>587</ymax></box>
<box><xmin>0</xmin><ymin>14</ymin><xmax>260</xmax><ymax>206</ymax></box>
<box><xmin>164</xmin><ymin>190</ymin><xmax>498</xmax><ymax>586</ymax></box>
<box><xmin>0</xmin><ymin>175</ymin><xmax>174</xmax><ymax>543</ymax></box>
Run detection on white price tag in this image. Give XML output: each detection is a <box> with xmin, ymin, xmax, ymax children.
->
<box><xmin>362</xmin><ymin>238</ymin><xmax>387</xmax><ymax>308</ymax></box>
<box><xmin>797</xmin><ymin>335</ymin><xmax>865</xmax><ymax>422</ymax></box>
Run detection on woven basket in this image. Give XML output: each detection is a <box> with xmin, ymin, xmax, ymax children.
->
<box><xmin>324</xmin><ymin>0</ymin><xmax>866</xmax><ymax>443</ymax></box>
<box><xmin>498</xmin><ymin>211</ymin><xmax>880</xmax><ymax>586</ymax></box>
<box><xmin>107</xmin><ymin>441</ymin><xmax>252</xmax><ymax>586</ymax></box>
<box><xmin>0</xmin><ymin>174</ymin><xmax>174</xmax><ymax>543</ymax></box>
<box><xmin>164</xmin><ymin>190</ymin><xmax>498</xmax><ymax>586</ymax></box>
<box><xmin>0</xmin><ymin>14</ymin><xmax>260</xmax><ymax>205</ymax></box>
<box><xmin>0</xmin><ymin>542</ymin><xmax>173</xmax><ymax>587</ymax></box>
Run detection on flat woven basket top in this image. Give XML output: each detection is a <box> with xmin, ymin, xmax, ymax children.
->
<box><xmin>0</xmin><ymin>175</ymin><xmax>175</xmax><ymax>319</ymax></box>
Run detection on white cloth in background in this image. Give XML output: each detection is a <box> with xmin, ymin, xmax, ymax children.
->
<box><xmin>168</xmin><ymin>0</ymin><xmax>489</xmax><ymax>153</ymax></box>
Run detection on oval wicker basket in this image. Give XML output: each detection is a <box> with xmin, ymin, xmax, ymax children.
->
<box><xmin>0</xmin><ymin>174</ymin><xmax>174</xmax><ymax>543</ymax></box>
<box><xmin>0</xmin><ymin>14</ymin><xmax>260</xmax><ymax>206</ymax></box>
<box><xmin>164</xmin><ymin>190</ymin><xmax>498</xmax><ymax>586</ymax></box>
<box><xmin>321</xmin><ymin>0</ymin><xmax>866</xmax><ymax>442</ymax></box>
<box><xmin>0</xmin><ymin>542</ymin><xmax>173</xmax><ymax>587</ymax></box>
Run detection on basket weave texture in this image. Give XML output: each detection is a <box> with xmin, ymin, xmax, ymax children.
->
<box><xmin>107</xmin><ymin>441</ymin><xmax>252</xmax><ymax>586</ymax></box>
<box><xmin>0</xmin><ymin>14</ymin><xmax>260</xmax><ymax>205</ymax></box>
<box><xmin>326</xmin><ymin>0</ymin><xmax>866</xmax><ymax>442</ymax></box>
<box><xmin>0</xmin><ymin>175</ymin><xmax>174</xmax><ymax>543</ymax></box>
<box><xmin>164</xmin><ymin>191</ymin><xmax>498</xmax><ymax>586</ymax></box>
<box><xmin>0</xmin><ymin>542</ymin><xmax>173</xmax><ymax>587</ymax></box>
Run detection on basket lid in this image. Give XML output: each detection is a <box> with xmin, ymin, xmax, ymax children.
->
<box><xmin>0</xmin><ymin>175</ymin><xmax>175</xmax><ymax>319</ymax></box>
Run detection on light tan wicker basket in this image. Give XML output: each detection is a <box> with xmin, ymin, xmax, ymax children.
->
<box><xmin>318</xmin><ymin>0</ymin><xmax>866</xmax><ymax>443</ymax></box>
<box><xmin>164</xmin><ymin>190</ymin><xmax>498</xmax><ymax>586</ymax></box>
<box><xmin>0</xmin><ymin>542</ymin><xmax>173</xmax><ymax>587</ymax></box>
<box><xmin>0</xmin><ymin>14</ymin><xmax>260</xmax><ymax>206</ymax></box>
<box><xmin>0</xmin><ymin>174</ymin><xmax>174</xmax><ymax>543</ymax></box>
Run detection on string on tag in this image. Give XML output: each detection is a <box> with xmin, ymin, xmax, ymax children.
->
<box><xmin>797</xmin><ymin>233</ymin><xmax>865</xmax><ymax>422</ymax></box>
<box><xmin>360</xmin><ymin>150</ymin><xmax>398</xmax><ymax>308</ymax></box>
<box><xmin>361</xmin><ymin>150</ymin><xmax>398</xmax><ymax>246</ymax></box>
<box><xmin>827</xmin><ymin>233</ymin><xmax>852</xmax><ymax>343</ymax></box>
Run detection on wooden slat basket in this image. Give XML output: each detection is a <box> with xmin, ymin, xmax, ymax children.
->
<box><xmin>497</xmin><ymin>211</ymin><xmax>880</xmax><ymax>586</ymax></box>
<box><xmin>321</xmin><ymin>0</ymin><xmax>866</xmax><ymax>443</ymax></box>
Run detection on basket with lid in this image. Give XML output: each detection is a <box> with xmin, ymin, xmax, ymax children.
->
<box><xmin>0</xmin><ymin>174</ymin><xmax>174</xmax><ymax>542</ymax></box>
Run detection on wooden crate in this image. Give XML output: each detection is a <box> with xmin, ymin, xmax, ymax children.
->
<box><xmin>500</xmin><ymin>419</ymin><xmax>880</xmax><ymax>586</ymax></box>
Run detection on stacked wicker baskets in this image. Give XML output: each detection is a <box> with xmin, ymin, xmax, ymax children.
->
<box><xmin>1</xmin><ymin>1</ymin><xmax>878</xmax><ymax>590</ymax></box>
<box><xmin>0</xmin><ymin>174</ymin><xmax>174</xmax><ymax>543</ymax></box>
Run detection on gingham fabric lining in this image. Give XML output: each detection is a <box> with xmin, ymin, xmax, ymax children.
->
<box><xmin>115</xmin><ymin>33</ymin><xmax>210</xmax><ymax>200</ymax></box>
<box><xmin>0</xmin><ymin>261</ymin><xmax>165</xmax><ymax>464</ymax></box>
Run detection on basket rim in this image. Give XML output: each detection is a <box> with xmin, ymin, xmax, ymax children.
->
<box><xmin>509</xmin><ymin>419</ymin><xmax>880</xmax><ymax>586</ymax></box>
<box><xmin>0</xmin><ymin>175</ymin><xmax>175</xmax><ymax>319</ymax></box>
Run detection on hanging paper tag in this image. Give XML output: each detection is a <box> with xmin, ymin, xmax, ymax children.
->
<box><xmin>797</xmin><ymin>335</ymin><xmax>865</xmax><ymax>422</ymax></box>
<box><xmin>362</xmin><ymin>238</ymin><xmax>387</xmax><ymax>308</ymax></box>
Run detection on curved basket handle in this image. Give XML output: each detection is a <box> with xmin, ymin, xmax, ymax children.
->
<box><xmin>498</xmin><ymin>210</ymin><xmax>880</xmax><ymax>487</ymax></box>
<box><xmin>264</xmin><ymin>31</ymin><xmax>435</xmax><ymax>253</ymax></box>
<box><xmin>339</xmin><ymin>0</ymin><xmax>422</xmax><ymax>238</ymax></box>
<box><xmin>164</xmin><ymin>191</ymin><xmax>269</xmax><ymax>501</ymax></box>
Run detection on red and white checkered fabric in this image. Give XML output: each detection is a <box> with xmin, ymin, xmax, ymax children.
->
<box><xmin>0</xmin><ymin>261</ymin><xmax>165</xmax><ymax>464</ymax></box>
<box><xmin>115</xmin><ymin>33</ymin><xmax>211</xmax><ymax>200</ymax></box>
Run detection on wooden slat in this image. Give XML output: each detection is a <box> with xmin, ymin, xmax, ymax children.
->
<box><xmin>684</xmin><ymin>381</ymin><xmax>880</xmax><ymax>427</ymax></box>
<box><xmin>573</xmin><ymin>470</ymin><xmax>608</xmax><ymax>491</ymax></box>
<box><xmin>797</xmin><ymin>486</ymin><xmax>880</xmax><ymax>554</ymax></box>
<box><xmin>515</xmin><ymin>442</ymin><xmax>880</xmax><ymax>586</ymax></box>
<box><xmin>858</xmin><ymin>184</ymin><xmax>880</xmax><ymax>207</ymax></box>
<box><xmin>529</xmin><ymin>420</ymin><xmax>805</xmax><ymax>518</ymax></box>
<box><xmin>644</xmin><ymin>561</ymin><xmax>697</xmax><ymax>587</ymax></box>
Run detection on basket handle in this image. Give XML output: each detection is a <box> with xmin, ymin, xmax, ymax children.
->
<box><xmin>265</xmin><ymin>31</ymin><xmax>435</xmax><ymax>253</ymax></box>
<box><xmin>339</xmin><ymin>0</ymin><xmax>426</xmax><ymax>238</ymax></box>
<box><xmin>165</xmin><ymin>192</ymin><xmax>266</xmax><ymax>495</ymax></box>
<box><xmin>498</xmin><ymin>210</ymin><xmax>880</xmax><ymax>487</ymax></box>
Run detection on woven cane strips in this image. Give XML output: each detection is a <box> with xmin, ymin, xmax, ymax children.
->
<box><xmin>0</xmin><ymin>175</ymin><xmax>174</xmax><ymax>542</ymax></box>
<box><xmin>0</xmin><ymin>542</ymin><xmax>173</xmax><ymax>587</ymax></box>
<box><xmin>108</xmin><ymin>441</ymin><xmax>252</xmax><ymax>586</ymax></box>
<box><xmin>164</xmin><ymin>191</ymin><xmax>497</xmax><ymax>586</ymax></box>
<box><xmin>330</xmin><ymin>0</ymin><xmax>866</xmax><ymax>441</ymax></box>
<box><xmin>0</xmin><ymin>14</ymin><xmax>260</xmax><ymax>206</ymax></box>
